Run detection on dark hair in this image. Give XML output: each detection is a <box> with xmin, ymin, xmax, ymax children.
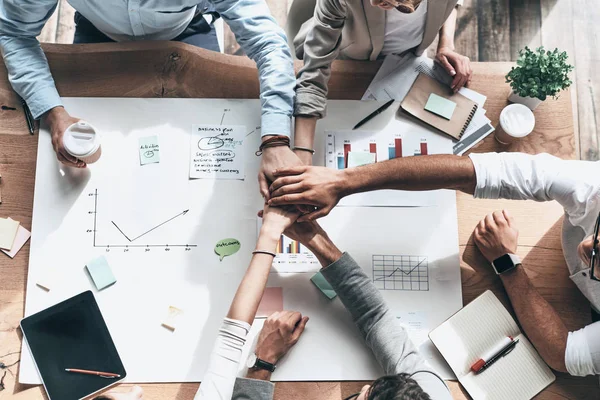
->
<box><xmin>367</xmin><ymin>373</ymin><xmax>431</xmax><ymax>400</ymax></box>
<box><xmin>92</xmin><ymin>397</ymin><xmax>113</xmax><ymax>400</ymax></box>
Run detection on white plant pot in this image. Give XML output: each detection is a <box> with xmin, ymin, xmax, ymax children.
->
<box><xmin>508</xmin><ymin>91</ymin><xmax>543</xmax><ymax>110</ymax></box>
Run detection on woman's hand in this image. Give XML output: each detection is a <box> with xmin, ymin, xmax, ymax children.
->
<box><xmin>258</xmin><ymin>205</ymin><xmax>300</xmax><ymax>241</ymax></box>
<box><xmin>436</xmin><ymin>46</ymin><xmax>472</xmax><ymax>92</ymax></box>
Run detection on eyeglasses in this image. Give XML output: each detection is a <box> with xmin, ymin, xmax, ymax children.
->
<box><xmin>590</xmin><ymin>212</ymin><xmax>600</xmax><ymax>282</ymax></box>
<box><xmin>343</xmin><ymin>394</ymin><xmax>360</xmax><ymax>400</ymax></box>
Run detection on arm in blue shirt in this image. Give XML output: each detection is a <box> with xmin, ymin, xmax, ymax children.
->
<box><xmin>211</xmin><ymin>0</ymin><xmax>295</xmax><ymax>137</ymax></box>
<box><xmin>0</xmin><ymin>0</ymin><xmax>63</xmax><ymax>118</ymax></box>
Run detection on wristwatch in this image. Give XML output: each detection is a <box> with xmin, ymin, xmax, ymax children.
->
<box><xmin>246</xmin><ymin>353</ymin><xmax>276</xmax><ymax>372</ymax></box>
<box><xmin>492</xmin><ymin>253</ymin><xmax>521</xmax><ymax>275</ymax></box>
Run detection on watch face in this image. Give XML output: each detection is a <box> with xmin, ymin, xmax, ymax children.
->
<box><xmin>246</xmin><ymin>353</ymin><xmax>257</xmax><ymax>369</ymax></box>
<box><xmin>493</xmin><ymin>254</ymin><xmax>517</xmax><ymax>274</ymax></box>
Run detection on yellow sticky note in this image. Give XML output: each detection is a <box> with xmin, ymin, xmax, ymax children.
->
<box><xmin>0</xmin><ymin>217</ymin><xmax>20</xmax><ymax>250</ymax></box>
<box><xmin>161</xmin><ymin>306</ymin><xmax>184</xmax><ymax>331</ymax></box>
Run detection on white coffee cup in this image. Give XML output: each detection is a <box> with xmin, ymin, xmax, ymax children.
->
<box><xmin>63</xmin><ymin>121</ymin><xmax>102</xmax><ymax>164</ymax></box>
<box><xmin>494</xmin><ymin>104</ymin><xmax>536</xmax><ymax>145</ymax></box>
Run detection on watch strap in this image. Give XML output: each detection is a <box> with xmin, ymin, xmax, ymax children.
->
<box><xmin>254</xmin><ymin>357</ymin><xmax>276</xmax><ymax>372</ymax></box>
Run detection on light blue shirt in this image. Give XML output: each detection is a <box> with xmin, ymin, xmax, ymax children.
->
<box><xmin>0</xmin><ymin>0</ymin><xmax>295</xmax><ymax>136</ymax></box>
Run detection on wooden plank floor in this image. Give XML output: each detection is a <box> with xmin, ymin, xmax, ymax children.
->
<box><xmin>37</xmin><ymin>0</ymin><xmax>598</xmax><ymax>160</ymax></box>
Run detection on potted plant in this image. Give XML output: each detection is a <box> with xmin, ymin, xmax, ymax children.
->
<box><xmin>505</xmin><ymin>46</ymin><xmax>573</xmax><ymax>110</ymax></box>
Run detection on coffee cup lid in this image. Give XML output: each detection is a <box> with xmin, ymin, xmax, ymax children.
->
<box><xmin>500</xmin><ymin>104</ymin><xmax>536</xmax><ymax>138</ymax></box>
<box><xmin>63</xmin><ymin>121</ymin><xmax>100</xmax><ymax>157</ymax></box>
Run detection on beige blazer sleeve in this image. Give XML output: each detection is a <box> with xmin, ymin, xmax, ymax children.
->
<box><xmin>294</xmin><ymin>0</ymin><xmax>347</xmax><ymax>118</ymax></box>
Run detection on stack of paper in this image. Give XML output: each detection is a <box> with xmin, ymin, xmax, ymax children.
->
<box><xmin>362</xmin><ymin>54</ymin><xmax>494</xmax><ymax>155</ymax></box>
<box><xmin>0</xmin><ymin>217</ymin><xmax>31</xmax><ymax>258</ymax></box>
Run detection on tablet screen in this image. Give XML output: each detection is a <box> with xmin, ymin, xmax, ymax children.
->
<box><xmin>21</xmin><ymin>291</ymin><xmax>126</xmax><ymax>400</ymax></box>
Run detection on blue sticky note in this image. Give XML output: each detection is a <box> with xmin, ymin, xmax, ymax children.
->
<box><xmin>85</xmin><ymin>255</ymin><xmax>116</xmax><ymax>290</ymax></box>
<box><xmin>311</xmin><ymin>271</ymin><xmax>337</xmax><ymax>300</ymax></box>
<box><xmin>424</xmin><ymin>93</ymin><xmax>456</xmax><ymax>120</ymax></box>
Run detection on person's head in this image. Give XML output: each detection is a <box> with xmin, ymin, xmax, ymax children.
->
<box><xmin>369</xmin><ymin>0</ymin><xmax>421</xmax><ymax>12</ymax></box>
<box><xmin>345</xmin><ymin>373</ymin><xmax>432</xmax><ymax>400</ymax></box>
<box><xmin>577</xmin><ymin>212</ymin><xmax>600</xmax><ymax>281</ymax></box>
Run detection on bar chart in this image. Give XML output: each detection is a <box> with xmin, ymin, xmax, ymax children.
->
<box><xmin>326</xmin><ymin>131</ymin><xmax>431</xmax><ymax>171</ymax></box>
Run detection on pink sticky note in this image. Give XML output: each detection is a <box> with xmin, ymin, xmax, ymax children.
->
<box><xmin>256</xmin><ymin>287</ymin><xmax>283</xmax><ymax>318</ymax></box>
<box><xmin>1</xmin><ymin>225</ymin><xmax>31</xmax><ymax>258</ymax></box>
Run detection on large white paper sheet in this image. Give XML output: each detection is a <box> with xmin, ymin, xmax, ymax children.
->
<box><xmin>22</xmin><ymin>98</ymin><xmax>462</xmax><ymax>384</ymax></box>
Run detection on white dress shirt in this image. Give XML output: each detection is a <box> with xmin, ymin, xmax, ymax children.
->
<box><xmin>469</xmin><ymin>152</ymin><xmax>600</xmax><ymax>377</ymax></box>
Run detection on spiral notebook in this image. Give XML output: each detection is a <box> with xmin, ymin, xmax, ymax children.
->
<box><xmin>429</xmin><ymin>291</ymin><xmax>555</xmax><ymax>400</ymax></box>
<box><xmin>400</xmin><ymin>73</ymin><xmax>478</xmax><ymax>140</ymax></box>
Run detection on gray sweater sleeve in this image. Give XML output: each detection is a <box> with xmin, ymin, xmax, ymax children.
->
<box><xmin>232</xmin><ymin>377</ymin><xmax>274</xmax><ymax>400</ymax></box>
<box><xmin>320</xmin><ymin>252</ymin><xmax>431</xmax><ymax>375</ymax></box>
<box><xmin>320</xmin><ymin>253</ymin><xmax>451</xmax><ymax>400</ymax></box>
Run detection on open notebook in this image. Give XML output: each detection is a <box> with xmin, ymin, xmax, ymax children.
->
<box><xmin>429</xmin><ymin>291</ymin><xmax>555</xmax><ymax>400</ymax></box>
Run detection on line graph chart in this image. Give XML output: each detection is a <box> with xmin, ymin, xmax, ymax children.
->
<box><xmin>372</xmin><ymin>254</ymin><xmax>429</xmax><ymax>291</ymax></box>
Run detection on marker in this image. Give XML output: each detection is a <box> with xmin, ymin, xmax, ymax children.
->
<box><xmin>65</xmin><ymin>368</ymin><xmax>121</xmax><ymax>378</ymax></box>
<box><xmin>352</xmin><ymin>100</ymin><xmax>395</xmax><ymax>130</ymax></box>
<box><xmin>470</xmin><ymin>337</ymin><xmax>518</xmax><ymax>373</ymax></box>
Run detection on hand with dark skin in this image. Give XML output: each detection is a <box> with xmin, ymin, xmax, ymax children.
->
<box><xmin>268</xmin><ymin>154</ymin><xmax>477</xmax><ymax>221</ymax></box>
<box><xmin>473</xmin><ymin>210</ymin><xmax>569</xmax><ymax>372</ymax></box>
<box><xmin>43</xmin><ymin>106</ymin><xmax>86</xmax><ymax>168</ymax></box>
<box><xmin>246</xmin><ymin>311</ymin><xmax>309</xmax><ymax>381</ymax></box>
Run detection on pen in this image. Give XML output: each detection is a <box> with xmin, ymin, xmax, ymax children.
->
<box><xmin>352</xmin><ymin>99</ymin><xmax>395</xmax><ymax>130</ymax></box>
<box><xmin>65</xmin><ymin>368</ymin><xmax>121</xmax><ymax>378</ymax></box>
<box><xmin>20</xmin><ymin>98</ymin><xmax>35</xmax><ymax>135</ymax></box>
<box><xmin>470</xmin><ymin>337</ymin><xmax>518</xmax><ymax>373</ymax></box>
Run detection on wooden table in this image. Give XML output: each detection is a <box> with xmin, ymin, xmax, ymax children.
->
<box><xmin>0</xmin><ymin>42</ymin><xmax>596</xmax><ymax>399</ymax></box>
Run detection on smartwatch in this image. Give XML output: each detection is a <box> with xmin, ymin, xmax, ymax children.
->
<box><xmin>492</xmin><ymin>254</ymin><xmax>521</xmax><ymax>275</ymax></box>
<box><xmin>246</xmin><ymin>353</ymin><xmax>276</xmax><ymax>372</ymax></box>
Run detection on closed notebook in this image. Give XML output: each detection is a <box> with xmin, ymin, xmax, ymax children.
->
<box><xmin>429</xmin><ymin>291</ymin><xmax>555</xmax><ymax>400</ymax></box>
<box><xmin>401</xmin><ymin>73</ymin><xmax>478</xmax><ymax>140</ymax></box>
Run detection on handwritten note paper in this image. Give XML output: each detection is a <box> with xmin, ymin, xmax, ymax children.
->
<box><xmin>139</xmin><ymin>136</ymin><xmax>160</xmax><ymax>165</ymax></box>
<box><xmin>190</xmin><ymin>125</ymin><xmax>245</xmax><ymax>179</ymax></box>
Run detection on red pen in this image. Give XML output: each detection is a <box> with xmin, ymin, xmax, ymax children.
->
<box><xmin>470</xmin><ymin>336</ymin><xmax>515</xmax><ymax>373</ymax></box>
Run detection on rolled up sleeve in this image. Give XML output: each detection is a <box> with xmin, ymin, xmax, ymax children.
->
<box><xmin>565</xmin><ymin>321</ymin><xmax>600</xmax><ymax>376</ymax></box>
<box><xmin>468</xmin><ymin>152</ymin><xmax>600</xmax><ymax>220</ymax></box>
<box><xmin>212</xmin><ymin>0</ymin><xmax>295</xmax><ymax>137</ymax></box>
<box><xmin>0</xmin><ymin>0</ymin><xmax>63</xmax><ymax>118</ymax></box>
<box><xmin>294</xmin><ymin>0</ymin><xmax>347</xmax><ymax>119</ymax></box>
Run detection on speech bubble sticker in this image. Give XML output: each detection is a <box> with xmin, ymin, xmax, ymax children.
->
<box><xmin>215</xmin><ymin>238</ymin><xmax>241</xmax><ymax>261</ymax></box>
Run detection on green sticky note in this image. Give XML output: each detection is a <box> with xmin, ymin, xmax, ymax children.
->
<box><xmin>311</xmin><ymin>271</ymin><xmax>337</xmax><ymax>299</ymax></box>
<box><xmin>425</xmin><ymin>93</ymin><xmax>456</xmax><ymax>120</ymax></box>
<box><xmin>139</xmin><ymin>135</ymin><xmax>160</xmax><ymax>165</ymax></box>
<box><xmin>347</xmin><ymin>152</ymin><xmax>377</xmax><ymax>168</ymax></box>
<box><xmin>215</xmin><ymin>238</ymin><xmax>241</xmax><ymax>261</ymax></box>
<box><xmin>85</xmin><ymin>255</ymin><xmax>116</xmax><ymax>290</ymax></box>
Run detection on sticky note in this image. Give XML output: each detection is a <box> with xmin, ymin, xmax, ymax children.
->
<box><xmin>256</xmin><ymin>287</ymin><xmax>283</xmax><ymax>318</ymax></box>
<box><xmin>214</xmin><ymin>238</ymin><xmax>241</xmax><ymax>261</ymax></box>
<box><xmin>425</xmin><ymin>93</ymin><xmax>456</xmax><ymax>120</ymax></box>
<box><xmin>310</xmin><ymin>272</ymin><xmax>337</xmax><ymax>299</ymax></box>
<box><xmin>1</xmin><ymin>224</ymin><xmax>31</xmax><ymax>258</ymax></box>
<box><xmin>0</xmin><ymin>217</ymin><xmax>20</xmax><ymax>250</ymax></box>
<box><xmin>139</xmin><ymin>135</ymin><xmax>160</xmax><ymax>165</ymax></box>
<box><xmin>161</xmin><ymin>306</ymin><xmax>184</xmax><ymax>331</ymax></box>
<box><xmin>85</xmin><ymin>255</ymin><xmax>116</xmax><ymax>290</ymax></box>
<box><xmin>347</xmin><ymin>152</ymin><xmax>377</xmax><ymax>168</ymax></box>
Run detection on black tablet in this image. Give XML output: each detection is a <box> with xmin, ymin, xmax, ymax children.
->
<box><xmin>20</xmin><ymin>291</ymin><xmax>126</xmax><ymax>400</ymax></box>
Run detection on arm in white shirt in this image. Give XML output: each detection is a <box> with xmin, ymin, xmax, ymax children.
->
<box><xmin>469</xmin><ymin>152</ymin><xmax>600</xmax><ymax>217</ymax></box>
<box><xmin>566</xmin><ymin>321</ymin><xmax>600</xmax><ymax>376</ymax></box>
<box><xmin>0</xmin><ymin>0</ymin><xmax>63</xmax><ymax>118</ymax></box>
